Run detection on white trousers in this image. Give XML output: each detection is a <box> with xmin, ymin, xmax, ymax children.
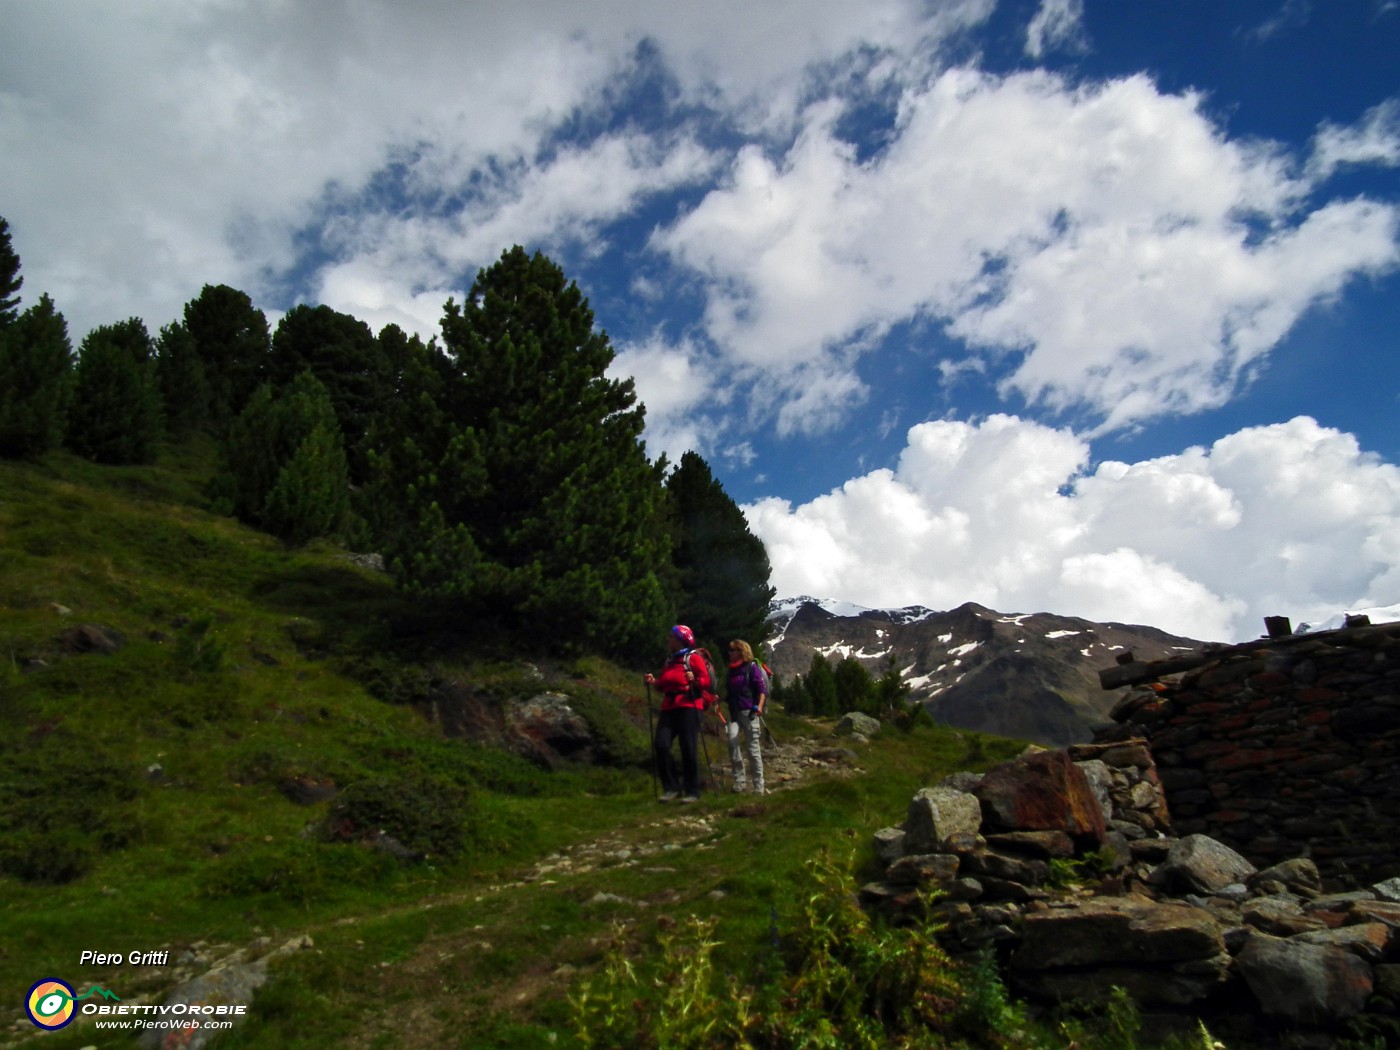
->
<box><xmin>725</xmin><ymin>709</ymin><xmax>765</xmax><ymax>792</ymax></box>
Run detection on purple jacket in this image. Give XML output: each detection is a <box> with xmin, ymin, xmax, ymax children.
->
<box><xmin>725</xmin><ymin>660</ymin><xmax>768</xmax><ymax>715</ymax></box>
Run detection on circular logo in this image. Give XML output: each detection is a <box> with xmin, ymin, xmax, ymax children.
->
<box><xmin>26</xmin><ymin>978</ymin><xmax>76</xmax><ymax>1029</ymax></box>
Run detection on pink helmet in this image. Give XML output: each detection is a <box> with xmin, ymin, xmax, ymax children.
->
<box><xmin>671</xmin><ymin>624</ymin><xmax>696</xmax><ymax>648</ymax></box>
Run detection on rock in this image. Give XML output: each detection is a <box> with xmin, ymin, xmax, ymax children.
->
<box><xmin>1015</xmin><ymin>954</ymin><xmax>1233</xmax><ymax>1007</ymax></box>
<box><xmin>1012</xmin><ymin>897</ymin><xmax>1230</xmax><ymax>1006</ymax></box>
<box><xmin>277</xmin><ymin>776</ymin><xmax>338</xmax><ymax>805</ymax></box>
<box><xmin>983</xmin><ymin>830</ymin><xmax>1076</xmax><ymax>859</ymax></box>
<box><xmin>834</xmin><ymin>712</ymin><xmax>881</xmax><ymax>737</ymax></box>
<box><xmin>60</xmin><ymin>624</ymin><xmax>126</xmax><ymax>654</ymax></box>
<box><xmin>1240</xmin><ymin>896</ymin><xmax>1329</xmax><ymax>937</ymax></box>
<box><xmin>974</xmin><ymin>749</ymin><xmax>1107</xmax><ymax>847</ymax></box>
<box><xmin>1249</xmin><ymin>858</ymin><xmax>1322</xmax><ymax>897</ymax></box>
<box><xmin>1013</xmin><ymin>897</ymin><xmax>1226</xmax><ymax>970</ymax></box>
<box><xmin>1074</xmin><ymin>759</ymin><xmax>1113</xmax><ymax>823</ymax></box>
<box><xmin>1293</xmin><ymin>923</ymin><xmax>1391</xmax><ymax>962</ymax></box>
<box><xmin>1235</xmin><ymin>934</ymin><xmax>1373</xmax><ymax>1024</ymax></box>
<box><xmin>904</xmin><ymin>786</ymin><xmax>982</xmax><ymax>853</ymax></box>
<box><xmin>872</xmin><ymin>826</ymin><xmax>906</xmax><ymax>866</ymax></box>
<box><xmin>1372</xmin><ymin>876</ymin><xmax>1400</xmax><ymax>902</ymax></box>
<box><xmin>1152</xmin><ymin>834</ymin><xmax>1256</xmax><ymax>894</ymax></box>
<box><xmin>138</xmin><ymin>936</ymin><xmax>313</xmax><ymax>1049</ymax></box>
<box><xmin>962</xmin><ymin>849</ymin><xmax>1049</xmax><ymax>887</ymax></box>
<box><xmin>506</xmin><ymin>692</ymin><xmax>595</xmax><ymax>766</ymax></box>
<box><xmin>885</xmin><ymin>853</ymin><xmax>960</xmax><ymax>887</ymax></box>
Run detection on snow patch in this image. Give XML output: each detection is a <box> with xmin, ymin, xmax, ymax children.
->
<box><xmin>1045</xmin><ymin>630</ymin><xmax>1081</xmax><ymax>639</ymax></box>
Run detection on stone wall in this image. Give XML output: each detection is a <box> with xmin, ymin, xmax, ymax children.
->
<box><xmin>1100</xmin><ymin>620</ymin><xmax>1400</xmax><ymax>889</ymax></box>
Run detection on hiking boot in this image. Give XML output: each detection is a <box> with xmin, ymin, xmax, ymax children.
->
<box><xmin>659</xmin><ymin>791</ymin><xmax>680</xmax><ymax>803</ymax></box>
<box><xmin>680</xmin><ymin>794</ymin><xmax>701</xmax><ymax>804</ymax></box>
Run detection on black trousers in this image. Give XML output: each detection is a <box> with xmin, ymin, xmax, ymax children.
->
<box><xmin>654</xmin><ymin>706</ymin><xmax>701</xmax><ymax>795</ymax></box>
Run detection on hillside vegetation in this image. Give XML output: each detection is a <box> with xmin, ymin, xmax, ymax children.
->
<box><xmin>0</xmin><ymin>448</ymin><xmax>1239</xmax><ymax>1049</ymax></box>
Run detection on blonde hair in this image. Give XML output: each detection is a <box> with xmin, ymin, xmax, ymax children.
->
<box><xmin>729</xmin><ymin>639</ymin><xmax>754</xmax><ymax>663</ymax></box>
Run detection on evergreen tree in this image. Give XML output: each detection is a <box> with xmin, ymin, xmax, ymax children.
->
<box><xmin>217</xmin><ymin>372</ymin><xmax>349</xmax><ymax>544</ymax></box>
<box><xmin>833</xmin><ymin>656</ymin><xmax>875</xmax><ymax>715</ymax></box>
<box><xmin>665</xmin><ymin>450</ymin><xmax>776</xmax><ymax>650</ymax></box>
<box><xmin>0</xmin><ymin>216</ymin><xmax>22</xmax><ymax>328</ymax></box>
<box><xmin>873</xmin><ymin>654</ymin><xmax>912</xmax><ymax>716</ymax></box>
<box><xmin>261</xmin><ymin>417</ymin><xmax>351</xmax><ymax>546</ymax></box>
<box><xmin>382</xmin><ymin>246</ymin><xmax>673</xmax><ymax>655</ymax></box>
<box><xmin>67</xmin><ymin>319</ymin><xmax>163</xmax><ymax>465</ymax></box>
<box><xmin>183</xmin><ymin>284</ymin><xmax>270</xmax><ymax>426</ymax></box>
<box><xmin>805</xmin><ymin>652</ymin><xmax>839</xmax><ymax>716</ymax></box>
<box><xmin>269</xmin><ymin>304</ymin><xmax>390</xmax><ymax>482</ymax></box>
<box><xmin>0</xmin><ymin>294</ymin><xmax>72</xmax><ymax>458</ymax></box>
<box><xmin>154</xmin><ymin>321</ymin><xmax>210</xmax><ymax>438</ymax></box>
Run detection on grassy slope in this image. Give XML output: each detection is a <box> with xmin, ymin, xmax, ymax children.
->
<box><xmin>0</xmin><ymin>446</ymin><xmax>1026</xmax><ymax>1050</ymax></box>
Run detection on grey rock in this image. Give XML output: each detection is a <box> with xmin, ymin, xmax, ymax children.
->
<box><xmin>1235</xmin><ymin>934</ymin><xmax>1373</xmax><ymax>1024</ymax></box>
<box><xmin>904</xmin><ymin>786</ymin><xmax>982</xmax><ymax>853</ymax></box>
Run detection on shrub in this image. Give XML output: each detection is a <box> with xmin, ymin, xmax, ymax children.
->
<box><xmin>321</xmin><ymin>774</ymin><xmax>473</xmax><ymax>860</ymax></box>
<box><xmin>0</xmin><ymin>742</ymin><xmax>141</xmax><ymax>884</ymax></box>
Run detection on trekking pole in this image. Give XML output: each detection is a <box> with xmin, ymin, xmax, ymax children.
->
<box><xmin>760</xmin><ymin>711</ymin><xmax>779</xmax><ymax>751</ymax></box>
<box><xmin>698</xmin><ymin>712</ymin><xmax>717</xmax><ymax>792</ymax></box>
<box><xmin>713</xmin><ymin>705</ymin><xmax>731</xmax><ymax>792</ymax></box>
<box><xmin>645</xmin><ymin>680</ymin><xmax>659</xmax><ymax>801</ymax></box>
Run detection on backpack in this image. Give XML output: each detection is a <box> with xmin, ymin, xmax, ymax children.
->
<box><xmin>752</xmin><ymin>660</ymin><xmax>773</xmax><ymax>700</ymax></box>
<box><xmin>683</xmin><ymin>648</ymin><xmax>720</xmax><ymax>709</ymax></box>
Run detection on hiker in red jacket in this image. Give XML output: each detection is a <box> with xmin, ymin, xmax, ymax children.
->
<box><xmin>645</xmin><ymin>624</ymin><xmax>711</xmax><ymax>803</ymax></box>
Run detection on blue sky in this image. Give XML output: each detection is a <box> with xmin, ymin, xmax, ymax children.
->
<box><xmin>3</xmin><ymin>0</ymin><xmax>1399</xmax><ymax>641</ymax></box>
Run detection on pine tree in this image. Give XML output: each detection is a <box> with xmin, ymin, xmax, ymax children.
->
<box><xmin>382</xmin><ymin>246</ymin><xmax>674</xmax><ymax>655</ymax></box>
<box><xmin>834</xmin><ymin>656</ymin><xmax>875</xmax><ymax>715</ymax></box>
<box><xmin>0</xmin><ymin>216</ymin><xmax>22</xmax><ymax>328</ymax></box>
<box><xmin>665</xmin><ymin>450</ymin><xmax>775</xmax><ymax>649</ymax></box>
<box><xmin>217</xmin><ymin>372</ymin><xmax>350</xmax><ymax>544</ymax></box>
<box><xmin>67</xmin><ymin>319</ymin><xmax>164</xmax><ymax>465</ymax></box>
<box><xmin>154</xmin><ymin>321</ymin><xmax>210</xmax><ymax>438</ymax></box>
<box><xmin>0</xmin><ymin>294</ymin><xmax>72</xmax><ymax>459</ymax></box>
<box><xmin>269</xmin><ymin>304</ymin><xmax>391</xmax><ymax>483</ymax></box>
<box><xmin>873</xmin><ymin>654</ymin><xmax>912</xmax><ymax>717</ymax></box>
<box><xmin>805</xmin><ymin>652</ymin><xmax>839</xmax><ymax>716</ymax></box>
<box><xmin>183</xmin><ymin>284</ymin><xmax>270</xmax><ymax>426</ymax></box>
<box><xmin>261</xmin><ymin>418</ymin><xmax>351</xmax><ymax>546</ymax></box>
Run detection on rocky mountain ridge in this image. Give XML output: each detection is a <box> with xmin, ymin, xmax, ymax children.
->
<box><xmin>766</xmin><ymin>597</ymin><xmax>1211</xmax><ymax>746</ymax></box>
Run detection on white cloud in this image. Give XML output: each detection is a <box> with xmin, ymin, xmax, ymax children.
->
<box><xmin>1025</xmin><ymin>0</ymin><xmax>1088</xmax><ymax>58</ymax></box>
<box><xmin>608</xmin><ymin>333</ymin><xmax>716</xmax><ymax>463</ymax></box>
<box><xmin>746</xmin><ymin>414</ymin><xmax>1400</xmax><ymax>642</ymax></box>
<box><xmin>1310</xmin><ymin>99</ymin><xmax>1400</xmax><ymax>179</ymax></box>
<box><xmin>657</xmin><ymin>69</ymin><xmax>1400</xmax><ymax>435</ymax></box>
<box><xmin>0</xmin><ymin>0</ymin><xmax>993</xmax><ymax>340</ymax></box>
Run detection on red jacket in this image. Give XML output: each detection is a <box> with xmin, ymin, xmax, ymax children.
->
<box><xmin>656</xmin><ymin>649</ymin><xmax>712</xmax><ymax>711</ymax></box>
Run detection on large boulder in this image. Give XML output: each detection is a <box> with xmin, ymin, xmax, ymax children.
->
<box><xmin>506</xmin><ymin>692</ymin><xmax>597</xmax><ymax>767</ymax></box>
<box><xmin>834</xmin><ymin>711</ymin><xmax>881</xmax><ymax>738</ymax></box>
<box><xmin>974</xmin><ymin>749</ymin><xmax>1106</xmax><ymax>847</ymax></box>
<box><xmin>903</xmin><ymin>786</ymin><xmax>982</xmax><ymax>853</ymax></box>
<box><xmin>1235</xmin><ymin>934</ymin><xmax>1373</xmax><ymax>1024</ymax></box>
<box><xmin>1012</xmin><ymin>897</ymin><xmax>1229</xmax><ymax>1006</ymax></box>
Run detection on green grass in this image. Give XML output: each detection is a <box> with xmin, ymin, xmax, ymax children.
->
<box><xmin>0</xmin><ymin>445</ymin><xmax>1210</xmax><ymax>1049</ymax></box>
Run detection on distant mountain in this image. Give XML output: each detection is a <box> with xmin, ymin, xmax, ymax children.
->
<box><xmin>766</xmin><ymin>597</ymin><xmax>1213</xmax><ymax>746</ymax></box>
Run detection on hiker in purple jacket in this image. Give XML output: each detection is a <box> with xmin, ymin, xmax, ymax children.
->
<box><xmin>724</xmin><ymin>639</ymin><xmax>768</xmax><ymax>794</ymax></box>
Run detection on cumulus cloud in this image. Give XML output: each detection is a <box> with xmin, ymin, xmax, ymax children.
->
<box><xmin>0</xmin><ymin>0</ymin><xmax>991</xmax><ymax>340</ymax></box>
<box><xmin>746</xmin><ymin>415</ymin><xmax>1400</xmax><ymax>642</ymax></box>
<box><xmin>656</xmin><ymin>70</ymin><xmax>1400</xmax><ymax>436</ymax></box>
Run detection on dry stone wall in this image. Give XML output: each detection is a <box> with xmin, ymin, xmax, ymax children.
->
<box><xmin>1101</xmin><ymin>620</ymin><xmax>1400</xmax><ymax>889</ymax></box>
<box><xmin>865</xmin><ymin>742</ymin><xmax>1400</xmax><ymax>1046</ymax></box>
